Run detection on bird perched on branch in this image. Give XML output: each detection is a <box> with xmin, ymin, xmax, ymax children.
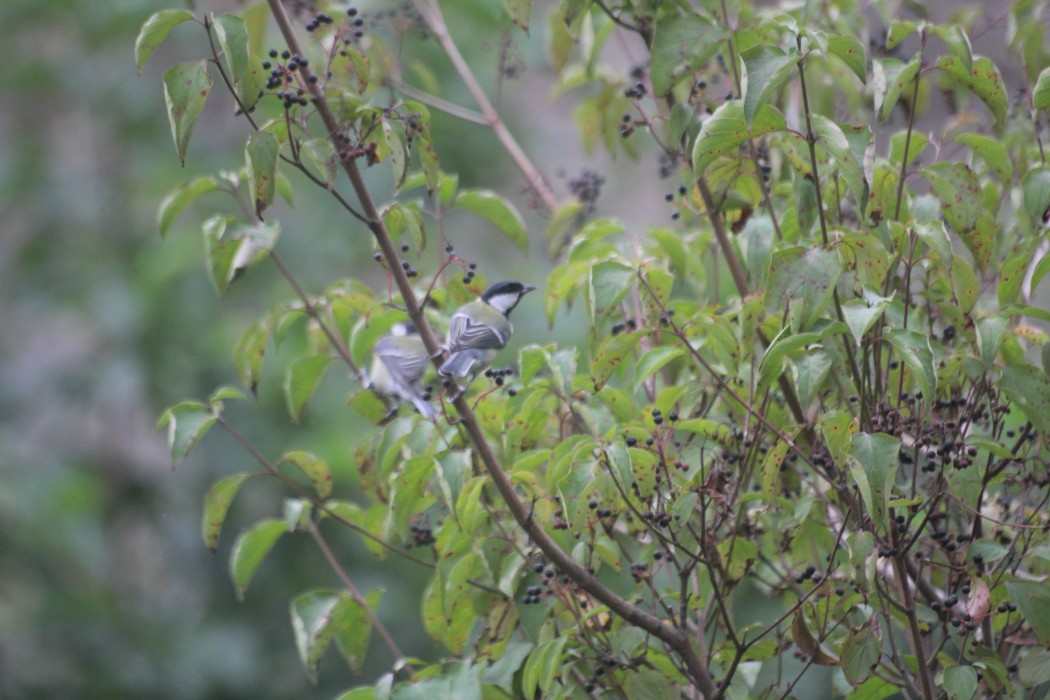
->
<box><xmin>365</xmin><ymin>321</ymin><xmax>436</xmax><ymax>420</ymax></box>
<box><xmin>439</xmin><ymin>281</ymin><xmax>536</xmax><ymax>400</ymax></box>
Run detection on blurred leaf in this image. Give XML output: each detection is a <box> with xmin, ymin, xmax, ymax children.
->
<box><xmin>504</xmin><ymin>0</ymin><xmax>531</xmax><ymax>30</ymax></box>
<box><xmin>922</xmin><ymin>162</ymin><xmax>981</xmax><ymax>234</ymax></box>
<box><xmin>930</xmin><ymin>25</ymin><xmax>973</xmax><ymax>72</ymax></box>
<box><xmin>246</xmin><ymin>130</ymin><xmax>279</xmax><ymax>218</ymax></box>
<box><xmin>650</xmin><ymin>12</ymin><xmax>725</xmax><ymax>96</ymax></box>
<box><xmin>886</xmin><ymin>20</ymin><xmax>919</xmax><ymax>49</ymax></box>
<box><xmin>234</xmin><ymin>316</ymin><xmax>269</xmax><ymax>395</ymax></box>
<box><xmin>889</xmin><ymin>129</ymin><xmax>928</xmax><ymax>169</ymax></box>
<box><xmin>382</xmin><ymin>202</ymin><xmax>425</xmax><ymax>253</ymax></box>
<box><xmin>873</xmin><ymin>57</ymin><xmax>919</xmax><ymax>121</ymax></box>
<box><xmin>403</xmin><ymin>101</ymin><xmax>440</xmax><ymax>194</ymax></box>
<box><xmin>999</xmin><ymin>243</ymin><xmax>1033</xmax><ymax>305</ymax></box>
<box><xmin>1035</xmin><ymin>67</ymin><xmax>1050</xmax><ymax>115</ymax></box>
<box><xmin>333</xmin><ymin>589</ymin><xmax>383</xmax><ymax>674</ymax></box>
<box><xmin>588</xmin><ymin>259</ymin><xmax>633</xmax><ymax>324</ymax></box>
<box><xmin>135</xmin><ymin>9</ymin><xmax>195</xmax><ymax>73</ymax></box>
<box><xmin>999</xmin><ymin>365</ymin><xmax>1050</xmax><ymax>434</ymax></box>
<box><xmin>281</xmin><ymin>451</ymin><xmax>333</xmax><ymax>499</ymax></box>
<box><xmin>841</xmin><ymin>623</ymin><xmax>881</xmax><ymax>686</ymax></box>
<box><xmin>693</xmin><ymin>102</ymin><xmax>786</xmax><ymax>175</ymax></box>
<box><xmin>382</xmin><ymin>119</ymin><xmax>407</xmax><ymax>189</ymax></box>
<box><xmin>955</xmin><ymin>133</ymin><xmax>1011</xmax><ymax>184</ymax></box>
<box><xmin>454</xmin><ymin>190</ymin><xmax>528</xmax><ymax>252</ymax></box>
<box><xmin>951</xmin><ymin>258</ymin><xmax>980</xmax><ymax>314</ymax></box>
<box><xmin>792</xmin><ymin>351</ymin><xmax>832</xmax><ymax>408</ymax></box>
<box><xmin>157</xmin><ymin>400</ymin><xmax>217</xmax><ymax>464</ymax></box>
<box><xmin>386</xmin><ymin>456</ymin><xmax>436</xmax><ymax>540</ymax></box>
<box><xmin>229</xmin><ymin>518</ymin><xmax>287</xmax><ymax>600</ymax></box>
<box><xmin>284</xmin><ymin>355</ymin><xmax>331</xmax><ymax>424</ymax></box>
<box><xmin>766</xmin><ymin>246</ymin><xmax>842</xmax><ymax>330</ymax></box>
<box><xmin>812</xmin><ymin>115</ymin><xmax>868</xmax><ymax>207</ymax></box>
<box><xmin>522</xmin><ymin>637</ymin><xmax>568</xmax><ymax>698</ymax></box>
<box><xmin>937</xmin><ymin>55</ymin><xmax>1007</xmax><ymax>133</ymax></box>
<box><xmin>1006</xmin><ymin>579</ymin><xmax>1050</xmax><ymax>644</ymax></box>
<box><xmin>1021</xmin><ymin>166</ymin><xmax>1050</xmax><ymax>228</ymax></box>
<box><xmin>591</xmin><ymin>331</ymin><xmax>640</xmax><ymax>390</ymax></box>
<box><xmin>791</xmin><ymin>611</ymin><xmax>839</xmax><ymax>665</ymax></box>
<box><xmin>157</xmin><ymin>175</ymin><xmax>219</xmax><ymax>237</ymax></box>
<box><xmin>827</xmin><ymin>32</ymin><xmax>866</xmax><ymax>83</ymax></box>
<box><xmin>1019</xmin><ymin>649</ymin><xmax>1050</xmax><ymax>687</ymax></box>
<box><xmin>741</xmin><ymin>45</ymin><xmax>799</xmax><ymax>128</ymax></box>
<box><xmin>941</xmin><ymin>665</ymin><xmax>978</xmax><ymax>700</ymax></box>
<box><xmin>202</xmin><ymin>473</ymin><xmax>254</xmax><ymax>551</ymax></box>
<box><xmin>886</xmin><ymin>329</ymin><xmax>936</xmax><ymax>402</ymax></box>
<box><xmin>163</xmin><ymin>60</ymin><xmax>213</xmax><ymax>166</ymax></box>
<box><xmin>848</xmin><ymin>433</ymin><xmax>899</xmax><ymax>531</ymax></box>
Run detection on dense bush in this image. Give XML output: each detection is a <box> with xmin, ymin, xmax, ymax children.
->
<box><xmin>144</xmin><ymin>0</ymin><xmax>1050</xmax><ymax>697</ymax></box>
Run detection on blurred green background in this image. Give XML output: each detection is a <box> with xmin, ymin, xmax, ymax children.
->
<box><xmin>0</xmin><ymin>1</ymin><xmax>623</xmax><ymax>697</ymax></box>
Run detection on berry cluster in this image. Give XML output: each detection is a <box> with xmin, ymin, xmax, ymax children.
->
<box><xmin>565</xmin><ymin>169</ymin><xmax>605</xmax><ymax>216</ymax></box>
<box><xmin>624</xmin><ymin>81</ymin><xmax>646</xmax><ymax>99</ymax></box>
<box><xmin>483</xmin><ymin>366</ymin><xmax>513</xmax><ymax>387</ymax></box>
<box><xmin>261</xmin><ymin>49</ymin><xmax>314</xmax><ymax>108</ymax></box>
<box><xmin>304</xmin><ymin>12</ymin><xmax>335</xmax><ymax>32</ymax></box>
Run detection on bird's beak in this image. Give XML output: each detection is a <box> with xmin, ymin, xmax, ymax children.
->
<box><xmin>523</xmin><ymin>285</ymin><xmax>537</xmax><ymax>294</ymax></box>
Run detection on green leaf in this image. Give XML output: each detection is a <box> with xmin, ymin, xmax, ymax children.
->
<box><xmin>202</xmin><ymin>473</ymin><xmax>254</xmax><ymax>551</ymax></box>
<box><xmin>1022</xmin><ymin>166</ymin><xmax>1050</xmax><ymax>228</ymax></box>
<box><xmin>157</xmin><ymin>175</ymin><xmax>219</xmax><ymax>237</ymax></box>
<box><xmin>284</xmin><ymin>355</ymin><xmax>331</xmax><ymax>424</ymax></box>
<box><xmin>203</xmin><ymin>217</ymin><xmax>281</xmax><ymax>294</ymax></box>
<box><xmin>588</xmin><ymin>259</ymin><xmax>634</xmax><ymax>325</ymax></box>
<box><xmin>741</xmin><ymin>45</ymin><xmax>799</xmax><ymax>128</ymax></box>
<box><xmin>382</xmin><ymin>203</ymin><xmax>425</xmax><ymax>253</ymax></box>
<box><xmin>1006</xmin><ymin>580</ymin><xmax>1050</xmax><ymax>646</ymax></box>
<box><xmin>999</xmin><ymin>365</ymin><xmax>1050</xmax><ymax>435</ymax></box>
<box><xmin>930</xmin><ymin>25</ymin><xmax>973</xmax><ymax>73</ymax></box>
<box><xmin>281</xmin><ymin>451</ymin><xmax>333</xmax><ymax>499</ymax></box>
<box><xmin>955</xmin><ymin>132</ymin><xmax>1011</xmax><ymax>185</ymax></box>
<box><xmin>841</xmin><ymin>623</ymin><xmax>881</xmax><ymax>686</ymax></box>
<box><xmin>886</xmin><ymin>20</ymin><xmax>919</xmax><ymax>50</ymax></box>
<box><xmin>229</xmin><ymin>518</ymin><xmax>286</xmax><ymax>600</ymax></box>
<box><xmin>1019</xmin><ymin>649</ymin><xmax>1050</xmax><ymax>688</ymax></box>
<box><xmin>522</xmin><ymin>637</ymin><xmax>568</xmax><ymax>698</ymax></box>
<box><xmin>951</xmin><ymin>258</ymin><xmax>980</xmax><ymax>314</ymax></box>
<box><xmin>234</xmin><ymin>316</ymin><xmax>269</xmax><ymax>395</ymax></box>
<box><xmin>765</xmin><ymin>246</ymin><xmax>842</xmax><ymax>331</ymax></box>
<box><xmin>386</xmin><ymin>456</ymin><xmax>436</xmax><ymax>540</ymax></box>
<box><xmin>941</xmin><ymin>665</ymin><xmax>978</xmax><ymax>700</ymax></box>
<box><xmin>847</xmin><ymin>432</ymin><xmax>899</xmax><ymax>531</ymax></box>
<box><xmin>454</xmin><ymin>190</ymin><xmax>528</xmax><ymax>252</ymax></box>
<box><xmin>812</xmin><ymin>115</ymin><xmax>868</xmax><ymax>207</ymax></box>
<box><xmin>157</xmin><ymin>400</ymin><xmax>217</xmax><ymax>464</ymax></box>
<box><xmin>827</xmin><ymin>32</ymin><xmax>866</xmax><ymax>83</ymax></box>
<box><xmin>886</xmin><ymin>329</ymin><xmax>936</xmax><ymax>401</ymax></box>
<box><xmin>1034</xmin><ymin>67</ymin><xmax>1050</xmax><ymax>115</ymax></box>
<box><xmin>333</xmin><ymin>589</ymin><xmax>383</xmax><ymax>674</ymax></box>
<box><xmin>403</xmin><ymin>101</ymin><xmax>439</xmax><ymax>194</ymax></box>
<box><xmin>504</xmin><ymin>0</ymin><xmax>531</xmax><ymax>29</ymax></box>
<box><xmin>162</xmin><ymin>60</ymin><xmax>213</xmax><ymax>166</ymax></box>
<box><xmin>382</xmin><ymin>119</ymin><xmax>407</xmax><ymax>189</ymax></box>
<box><xmin>936</xmin><ymin>55</ymin><xmax>1008</xmax><ymax>132</ymax></box>
<box><xmin>289</xmin><ymin>589</ymin><xmax>344</xmax><ymax>682</ymax></box>
<box><xmin>792</xmin><ymin>351</ymin><xmax>832</xmax><ymax>409</ymax></box>
<box><xmin>692</xmin><ymin>101</ymin><xmax>786</xmax><ymax>175</ymax></box>
<box><xmin>246</xmin><ymin>130</ymin><xmax>279</xmax><ymax>218</ymax></box>
<box><xmin>591</xmin><ymin>331</ymin><xmax>640</xmax><ymax>390</ymax></box>
<box><xmin>841</xmin><ymin>297</ymin><xmax>890</xmax><ymax>347</ymax></box>
<box><xmin>873</xmin><ymin>57</ymin><xmax>919</xmax><ymax>121</ymax></box>
<box><xmin>135</xmin><ymin>9</ymin><xmax>195</xmax><ymax>73</ymax></box>
<box><xmin>976</xmin><ymin>316</ymin><xmax>1008</xmax><ymax>367</ymax></box>
<box><xmin>213</xmin><ymin>13</ymin><xmax>250</xmax><ymax>85</ymax></box>
<box><xmin>631</xmin><ymin>346</ymin><xmax>683</xmax><ymax>393</ymax></box>
<box><xmin>923</xmin><ymin>162</ymin><xmax>982</xmax><ymax>236</ymax></box>
<box><xmin>889</xmin><ymin>129</ymin><xmax>928</xmax><ymax>169</ymax></box>
<box><xmin>650</xmin><ymin>11</ymin><xmax>726</xmax><ymax>96</ymax></box>
<box><xmin>999</xmin><ymin>243</ymin><xmax>1033</xmax><ymax>305</ymax></box>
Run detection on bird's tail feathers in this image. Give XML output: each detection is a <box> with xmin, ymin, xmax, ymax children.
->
<box><xmin>438</xmin><ymin>351</ymin><xmax>482</xmax><ymax>378</ymax></box>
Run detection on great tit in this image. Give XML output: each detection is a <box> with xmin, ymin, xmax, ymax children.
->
<box><xmin>365</xmin><ymin>321</ymin><xmax>437</xmax><ymax>420</ymax></box>
<box><xmin>438</xmin><ymin>281</ymin><xmax>536</xmax><ymax>399</ymax></box>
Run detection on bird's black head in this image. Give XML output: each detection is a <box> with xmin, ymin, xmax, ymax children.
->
<box><xmin>481</xmin><ymin>280</ymin><xmax>537</xmax><ymax>316</ymax></box>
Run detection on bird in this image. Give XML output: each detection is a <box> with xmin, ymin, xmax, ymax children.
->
<box><xmin>439</xmin><ymin>280</ymin><xmax>536</xmax><ymax>400</ymax></box>
<box><xmin>365</xmin><ymin>321</ymin><xmax>437</xmax><ymax>420</ymax></box>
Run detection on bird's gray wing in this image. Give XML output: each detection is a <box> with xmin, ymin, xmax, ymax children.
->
<box><xmin>447</xmin><ymin>313</ymin><xmax>509</xmax><ymax>351</ymax></box>
<box><xmin>374</xmin><ymin>337</ymin><xmax>429</xmax><ymax>383</ymax></box>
